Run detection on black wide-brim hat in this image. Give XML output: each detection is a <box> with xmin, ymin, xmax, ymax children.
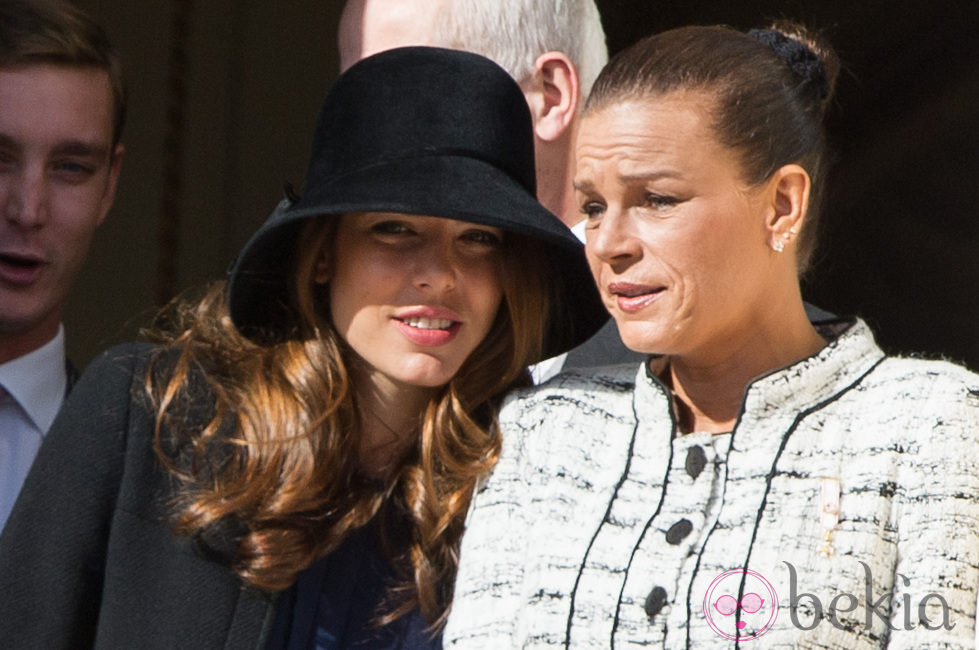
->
<box><xmin>227</xmin><ymin>46</ymin><xmax>607</xmax><ymax>362</ymax></box>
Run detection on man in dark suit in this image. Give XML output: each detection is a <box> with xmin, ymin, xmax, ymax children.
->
<box><xmin>0</xmin><ymin>0</ymin><xmax>125</xmax><ymax>531</ymax></box>
<box><xmin>338</xmin><ymin>0</ymin><xmax>645</xmax><ymax>381</ymax></box>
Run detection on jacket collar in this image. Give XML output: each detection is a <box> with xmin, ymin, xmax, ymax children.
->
<box><xmin>634</xmin><ymin>318</ymin><xmax>885</xmax><ymax>439</ymax></box>
<box><xmin>740</xmin><ymin>318</ymin><xmax>884</xmax><ymax>421</ymax></box>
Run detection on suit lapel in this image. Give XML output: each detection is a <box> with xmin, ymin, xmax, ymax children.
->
<box><xmin>65</xmin><ymin>358</ymin><xmax>80</xmax><ymax>397</ymax></box>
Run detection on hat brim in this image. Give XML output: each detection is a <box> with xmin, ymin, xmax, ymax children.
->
<box><xmin>228</xmin><ymin>155</ymin><xmax>608</xmax><ymax>361</ymax></box>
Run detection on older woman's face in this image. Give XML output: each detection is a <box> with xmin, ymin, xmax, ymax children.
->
<box><xmin>322</xmin><ymin>212</ymin><xmax>504</xmax><ymax>388</ymax></box>
<box><xmin>575</xmin><ymin>92</ymin><xmax>778</xmax><ymax>357</ymax></box>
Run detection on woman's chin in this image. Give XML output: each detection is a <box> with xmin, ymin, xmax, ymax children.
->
<box><xmin>385</xmin><ymin>355</ymin><xmax>464</xmax><ymax>389</ymax></box>
<box><xmin>615</xmin><ymin>321</ymin><xmax>672</xmax><ymax>356</ymax></box>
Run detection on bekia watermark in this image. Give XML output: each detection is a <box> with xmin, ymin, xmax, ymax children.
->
<box><xmin>703</xmin><ymin>561</ymin><xmax>955</xmax><ymax>641</ymax></box>
<box><xmin>784</xmin><ymin>561</ymin><xmax>955</xmax><ymax>633</ymax></box>
<box><xmin>703</xmin><ymin>569</ymin><xmax>779</xmax><ymax>640</ymax></box>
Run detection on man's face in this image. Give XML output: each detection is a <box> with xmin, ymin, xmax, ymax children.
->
<box><xmin>338</xmin><ymin>0</ymin><xmax>444</xmax><ymax>72</ymax></box>
<box><xmin>0</xmin><ymin>64</ymin><xmax>123</xmax><ymax>360</ymax></box>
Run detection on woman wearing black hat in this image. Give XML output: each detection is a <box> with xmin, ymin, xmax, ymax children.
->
<box><xmin>0</xmin><ymin>47</ymin><xmax>606</xmax><ymax>649</ymax></box>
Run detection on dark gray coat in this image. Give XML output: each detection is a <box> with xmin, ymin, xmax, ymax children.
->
<box><xmin>0</xmin><ymin>345</ymin><xmax>278</xmax><ymax>649</ymax></box>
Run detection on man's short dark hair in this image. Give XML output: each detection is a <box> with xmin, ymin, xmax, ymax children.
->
<box><xmin>0</xmin><ymin>0</ymin><xmax>126</xmax><ymax>144</ymax></box>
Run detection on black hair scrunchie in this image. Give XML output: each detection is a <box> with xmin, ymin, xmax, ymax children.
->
<box><xmin>748</xmin><ymin>28</ymin><xmax>829</xmax><ymax>100</ymax></box>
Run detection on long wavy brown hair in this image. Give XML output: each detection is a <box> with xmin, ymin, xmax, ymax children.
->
<box><xmin>146</xmin><ymin>216</ymin><xmax>553</xmax><ymax>629</ymax></box>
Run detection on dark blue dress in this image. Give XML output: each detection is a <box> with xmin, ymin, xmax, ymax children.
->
<box><xmin>266</xmin><ymin>520</ymin><xmax>441</xmax><ymax>650</ymax></box>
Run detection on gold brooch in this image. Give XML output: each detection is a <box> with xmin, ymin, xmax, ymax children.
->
<box><xmin>818</xmin><ymin>477</ymin><xmax>840</xmax><ymax>558</ymax></box>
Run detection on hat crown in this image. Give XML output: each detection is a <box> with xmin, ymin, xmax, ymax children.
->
<box><xmin>302</xmin><ymin>47</ymin><xmax>538</xmax><ymax>204</ymax></box>
<box><xmin>227</xmin><ymin>46</ymin><xmax>608</xmax><ymax>356</ymax></box>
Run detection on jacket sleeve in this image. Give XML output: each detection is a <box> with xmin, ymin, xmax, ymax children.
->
<box><xmin>0</xmin><ymin>344</ymin><xmax>152</xmax><ymax>649</ymax></box>
<box><xmin>886</xmin><ymin>368</ymin><xmax>979</xmax><ymax>649</ymax></box>
<box><xmin>444</xmin><ymin>393</ymin><xmax>534</xmax><ymax>648</ymax></box>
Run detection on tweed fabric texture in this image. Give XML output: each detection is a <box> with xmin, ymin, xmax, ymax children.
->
<box><xmin>445</xmin><ymin>319</ymin><xmax>979</xmax><ymax>649</ymax></box>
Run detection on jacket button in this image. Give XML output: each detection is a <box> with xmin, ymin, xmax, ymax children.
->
<box><xmin>665</xmin><ymin>518</ymin><xmax>693</xmax><ymax>544</ymax></box>
<box><xmin>685</xmin><ymin>445</ymin><xmax>707</xmax><ymax>480</ymax></box>
<box><xmin>645</xmin><ymin>586</ymin><xmax>668</xmax><ymax>620</ymax></box>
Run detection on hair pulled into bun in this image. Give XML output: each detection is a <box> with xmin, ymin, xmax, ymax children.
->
<box><xmin>749</xmin><ymin>21</ymin><xmax>840</xmax><ymax>113</ymax></box>
<box><xmin>586</xmin><ymin>21</ymin><xmax>843</xmax><ymax>274</ymax></box>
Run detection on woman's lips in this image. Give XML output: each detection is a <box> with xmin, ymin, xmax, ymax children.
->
<box><xmin>607</xmin><ymin>281</ymin><xmax>665</xmax><ymax>313</ymax></box>
<box><xmin>393</xmin><ymin>318</ymin><xmax>461</xmax><ymax>346</ymax></box>
<box><xmin>392</xmin><ymin>306</ymin><xmax>463</xmax><ymax>346</ymax></box>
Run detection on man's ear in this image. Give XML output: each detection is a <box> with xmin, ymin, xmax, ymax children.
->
<box><xmin>764</xmin><ymin>163</ymin><xmax>810</xmax><ymax>253</ymax></box>
<box><xmin>521</xmin><ymin>51</ymin><xmax>579</xmax><ymax>142</ymax></box>
<box><xmin>97</xmin><ymin>143</ymin><xmax>125</xmax><ymax>227</ymax></box>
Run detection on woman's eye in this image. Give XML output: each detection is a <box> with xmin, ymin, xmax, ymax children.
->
<box><xmin>370</xmin><ymin>221</ymin><xmax>411</xmax><ymax>235</ymax></box>
<box><xmin>580</xmin><ymin>201</ymin><xmax>605</xmax><ymax>219</ymax></box>
<box><xmin>645</xmin><ymin>193</ymin><xmax>678</xmax><ymax>209</ymax></box>
<box><xmin>463</xmin><ymin>229</ymin><xmax>503</xmax><ymax>247</ymax></box>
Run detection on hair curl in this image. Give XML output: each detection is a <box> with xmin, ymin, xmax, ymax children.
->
<box><xmin>146</xmin><ymin>216</ymin><xmax>551</xmax><ymax>629</ymax></box>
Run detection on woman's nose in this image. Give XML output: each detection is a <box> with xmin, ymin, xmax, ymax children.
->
<box><xmin>414</xmin><ymin>245</ymin><xmax>458</xmax><ymax>292</ymax></box>
<box><xmin>586</xmin><ymin>207</ymin><xmax>640</xmax><ymax>267</ymax></box>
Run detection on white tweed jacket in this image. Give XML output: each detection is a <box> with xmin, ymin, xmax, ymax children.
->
<box><xmin>444</xmin><ymin>319</ymin><xmax>979</xmax><ymax>649</ymax></box>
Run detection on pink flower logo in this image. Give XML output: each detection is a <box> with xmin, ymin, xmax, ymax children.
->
<box><xmin>703</xmin><ymin>569</ymin><xmax>779</xmax><ymax>640</ymax></box>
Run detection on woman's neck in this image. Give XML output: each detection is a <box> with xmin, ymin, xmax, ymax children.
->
<box><xmin>351</xmin><ymin>363</ymin><xmax>437</xmax><ymax>478</ymax></box>
<box><xmin>661</xmin><ymin>303</ymin><xmax>826</xmax><ymax>434</ymax></box>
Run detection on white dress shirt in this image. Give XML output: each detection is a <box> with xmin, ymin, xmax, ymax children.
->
<box><xmin>0</xmin><ymin>326</ymin><xmax>68</xmax><ymax>531</ymax></box>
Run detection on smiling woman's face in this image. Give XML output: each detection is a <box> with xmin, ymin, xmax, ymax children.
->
<box><xmin>575</xmin><ymin>92</ymin><xmax>779</xmax><ymax>359</ymax></box>
<box><xmin>319</xmin><ymin>212</ymin><xmax>505</xmax><ymax>389</ymax></box>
